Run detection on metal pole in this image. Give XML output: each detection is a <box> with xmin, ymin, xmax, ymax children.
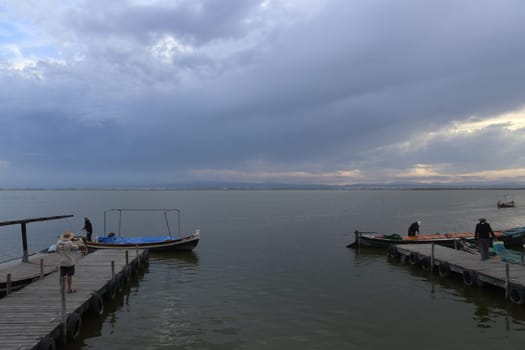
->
<box><xmin>505</xmin><ymin>263</ymin><xmax>510</xmax><ymax>299</ymax></box>
<box><xmin>164</xmin><ymin>212</ymin><xmax>172</xmax><ymax>238</ymax></box>
<box><xmin>431</xmin><ymin>242</ymin><xmax>435</xmax><ymax>272</ymax></box>
<box><xmin>61</xmin><ymin>275</ymin><xmax>67</xmax><ymax>344</ymax></box>
<box><xmin>21</xmin><ymin>223</ymin><xmax>29</xmax><ymax>263</ymax></box>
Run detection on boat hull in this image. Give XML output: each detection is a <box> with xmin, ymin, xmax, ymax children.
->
<box><xmin>85</xmin><ymin>233</ymin><xmax>200</xmax><ymax>252</ymax></box>
<box><xmin>348</xmin><ymin>230</ymin><xmax>507</xmax><ymax>249</ymax></box>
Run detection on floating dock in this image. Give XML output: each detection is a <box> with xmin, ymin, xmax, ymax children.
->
<box><xmin>0</xmin><ymin>248</ymin><xmax>149</xmax><ymax>349</ymax></box>
<box><xmin>388</xmin><ymin>244</ymin><xmax>525</xmax><ymax>305</ymax></box>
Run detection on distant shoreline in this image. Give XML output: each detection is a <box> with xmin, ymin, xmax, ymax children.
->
<box><xmin>1</xmin><ymin>186</ymin><xmax>525</xmax><ymax>191</ymax></box>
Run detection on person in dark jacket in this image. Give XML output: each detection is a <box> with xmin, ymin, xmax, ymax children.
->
<box><xmin>408</xmin><ymin>221</ymin><xmax>420</xmax><ymax>236</ymax></box>
<box><xmin>475</xmin><ymin>217</ymin><xmax>496</xmax><ymax>261</ymax></box>
<box><xmin>82</xmin><ymin>217</ymin><xmax>93</xmax><ymax>241</ymax></box>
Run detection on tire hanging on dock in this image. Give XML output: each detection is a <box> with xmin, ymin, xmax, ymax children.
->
<box><xmin>387</xmin><ymin>245</ymin><xmax>399</xmax><ymax>259</ymax></box>
<box><xmin>409</xmin><ymin>252</ymin><xmax>419</xmax><ymax>265</ymax></box>
<box><xmin>124</xmin><ymin>265</ymin><xmax>133</xmax><ymax>282</ymax></box>
<box><xmin>116</xmin><ymin>272</ymin><xmax>125</xmax><ymax>293</ymax></box>
<box><xmin>89</xmin><ymin>292</ymin><xmax>104</xmax><ymax>317</ymax></box>
<box><xmin>462</xmin><ymin>269</ymin><xmax>478</xmax><ymax>287</ymax></box>
<box><xmin>438</xmin><ymin>262</ymin><xmax>451</xmax><ymax>277</ymax></box>
<box><xmin>509</xmin><ymin>284</ymin><xmax>525</xmax><ymax>304</ymax></box>
<box><xmin>37</xmin><ymin>336</ymin><xmax>56</xmax><ymax>350</ymax></box>
<box><xmin>66</xmin><ymin>312</ymin><xmax>82</xmax><ymax>341</ymax></box>
<box><xmin>421</xmin><ymin>256</ymin><xmax>432</xmax><ymax>271</ymax></box>
<box><xmin>105</xmin><ymin>280</ymin><xmax>117</xmax><ymax>300</ymax></box>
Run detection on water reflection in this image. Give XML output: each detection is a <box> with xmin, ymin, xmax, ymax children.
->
<box><xmin>354</xmin><ymin>247</ymin><xmax>525</xmax><ymax>331</ymax></box>
<box><xmin>150</xmin><ymin>251</ymin><xmax>200</xmax><ymax>266</ymax></box>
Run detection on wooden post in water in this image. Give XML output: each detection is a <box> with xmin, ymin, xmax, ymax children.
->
<box><xmin>354</xmin><ymin>230</ymin><xmax>361</xmax><ymax>248</ymax></box>
<box><xmin>111</xmin><ymin>261</ymin><xmax>115</xmax><ymax>280</ymax></box>
<box><xmin>40</xmin><ymin>258</ymin><xmax>44</xmax><ymax>280</ymax></box>
<box><xmin>431</xmin><ymin>242</ymin><xmax>435</xmax><ymax>272</ymax></box>
<box><xmin>6</xmin><ymin>274</ymin><xmax>11</xmax><ymax>296</ymax></box>
<box><xmin>61</xmin><ymin>276</ymin><xmax>67</xmax><ymax>344</ymax></box>
<box><xmin>21</xmin><ymin>223</ymin><xmax>28</xmax><ymax>263</ymax></box>
<box><xmin>505</xmin><ymin>263</ymin><xmax>510</xmax><ymax>299</ymax></box>
<box><xmin>125</xmin><ymin>250</ymin><xmax>129</xmax><ymax>265</ymax></box>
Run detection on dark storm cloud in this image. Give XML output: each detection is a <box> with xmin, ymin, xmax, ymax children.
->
<box><xmin>2</xmin><ymin>0</ymin><xmax>525</xmax><ymax>187</ymax></box>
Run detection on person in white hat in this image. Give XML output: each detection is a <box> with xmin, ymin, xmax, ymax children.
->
<box><xmin>56</xmin><ymin>231</ymin><xmax>81</xmax><ymax>293</ymax></box>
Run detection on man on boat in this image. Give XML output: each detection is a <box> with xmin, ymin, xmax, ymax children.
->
<box><xmin>408</xmin><ymin>221</ymin><xmax>420</xmax><ymax>236</ymax></box>
<box><xmin>82</xmin><ymin>217</ymin><xmax>93</xmax><ymax>241</ymax></box>
<box><xmin>475</xmin><ymin>217</ymin><xmax>496</xmax><ymax>261</ymax></box>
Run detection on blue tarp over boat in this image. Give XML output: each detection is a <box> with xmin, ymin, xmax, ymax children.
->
<box><xmin>96</xmin><ymin>235</ymin><xmax>174</xmax><ymax>244</ymax></box>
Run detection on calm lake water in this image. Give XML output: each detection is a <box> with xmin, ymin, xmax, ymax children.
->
<box><xmin>2</xmin><ymin>189</ymin><xmax>525</xmax><ymax>349</ymax></box>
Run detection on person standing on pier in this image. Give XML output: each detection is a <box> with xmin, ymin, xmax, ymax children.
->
<box><xmin>56</xmin><ymin>231</ymin><xmax>81</xmax><ymax>293</ymax></box>
<box><xmin>82</xmin><ymin>217</ymin><xmax>93</xmax><ymax>241</ymax></box>
<box><xmin>475</xmin><ymin>217</ymin><xmax>496</xmax><ymax>261</ymax></box>
<box><xmin>408</xmin><ymin>221</ymin><xmax>420</xmax><ymax>236</ymax></box>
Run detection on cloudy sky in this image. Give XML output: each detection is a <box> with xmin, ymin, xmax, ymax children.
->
<box><xmin>1</xmin><ymin>0</ymin><xmax>525</xmax><ymax>188</ymax></box>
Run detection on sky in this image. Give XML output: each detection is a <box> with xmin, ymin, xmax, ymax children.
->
<box><xmin>1</xmin><ymin>0</ymin><xmax>525</xmax><ymax>188</ymax></box>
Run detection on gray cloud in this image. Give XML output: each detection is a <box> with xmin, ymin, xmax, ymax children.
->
<box><xmin>2</xmin><ymin>0</ymin><xmax>525</xmax><ymax>187</ymax></box>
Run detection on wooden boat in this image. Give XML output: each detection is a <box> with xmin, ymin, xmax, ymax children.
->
<box><xmin>497</xmin><ymin>195</ymin><xmax>516</xmax><ymax>208</ymax></box>
<box><xmin>497</xmin><ymin>200</ymin><xmax>515</xmax><ymax>208</ymax></box>
<box><xmin>347</xmin><ymin>230</ymin><xmax>506</xmax><ymax>249</ymax></box>
<box><xmin>499</xmin><ymin>227</ymin><xmax>525</xmax><ymax>248</ymax></box>
<box><xmin>85</xmin><ymin>208</ymin><xmax>200</xmax><ymax>252</ymax></box>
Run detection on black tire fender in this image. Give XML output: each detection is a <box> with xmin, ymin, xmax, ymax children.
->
<box><xmin>89</xmin><ymin>292</ymin><xmax>104</xmax><ymax>316</ymax></box>
<box><xmin>116</xmin><ymin>272</ymin><xmax>125</xmax><ymax>292</ymax></box>
<box><xmin>37</xmin><ymin>336</ymin><xmax>56</xmax><ymax>350</ymax></box>
<box><xmin>421</xmin><ymin>256</ymin><xmax>432</xmax><ymax>271</ymax></box>
<box><xmin>509</xmin><ymin>284</ymin><xmax>525</xmax><ymax>304</ymax></box>
<box><xmin>125</xmin><ymin>265</ymin><xmax>133</xmax><ymax>282</ymax></box>
<box><xmin>409</xmin><ymin>252</ymin><xmax>419</xmax><ymax>265</ymax></box>
<box><xmin>105</xmin><ymin>280</ymin><xmax>117</xmax><ymax>300</ymax></box>
<box><xmin>387</xmin><ymin>245</ymin><xmax>398</xmax><ymax>259</ymax></box>
<box><xmin>438</xmin><ymin>262</ymin><xmax>451</xmax><ymax>277</ymax></box>
<box><xmin>463</xmin><ymin>269</ymin><xmax>477</xmax><ymax>287</ymax></box>
<box><xmin>66</xmin><ymin>312</ymin><xmax>82</xmax><ymax>341</ymax></box>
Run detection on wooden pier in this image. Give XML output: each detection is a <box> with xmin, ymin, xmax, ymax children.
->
<box><xmin>0</xmin><ymin>248</ymin><xmax>149</xmax><ymax>349</ymax></box>
<box><xmin>388</xmin><ymin>244</ymin><xmax>525</xmax><ymax>305</ymax></box>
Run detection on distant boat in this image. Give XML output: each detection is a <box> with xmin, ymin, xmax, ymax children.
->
<box><xmin>497</xmin><ymin>195</ymin><xmax>516</xmax><ymax>208</ymax></box>
<box><xmin>84</xmin><ymin>208</ymin><xmax>200</xmax><ymax>252</ymax></box>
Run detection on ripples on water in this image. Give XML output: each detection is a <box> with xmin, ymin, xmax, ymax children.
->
<box><xmin>3</xmin><ymin>190</ymin><xmax>525</xmax><ymax>349</ymax></box>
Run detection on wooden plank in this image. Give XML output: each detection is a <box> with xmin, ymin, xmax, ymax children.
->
<box><xmin>394</xmin><ymin>244</ymin><xmax>525</xmax><ymax>295</ymax></box>
<box><xmin>0</xmin><ymin>248</ymin><xmax>148</xmax><ymax>349</ymax></box>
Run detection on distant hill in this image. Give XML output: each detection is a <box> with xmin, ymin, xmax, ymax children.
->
<box><xmin>3</xmin><ymin>180</ymin><xmax>525</xmax><ymax>190</ymax></box>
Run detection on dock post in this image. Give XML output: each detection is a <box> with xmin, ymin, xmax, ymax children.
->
<box><xmin>505</xmin><ymin>263</ymin><xmax>510</xmax><ymax>299</ymax></box>
<box><xmin>40</xmin><ymin>259</ymin><xmax>44</xmax><ymax>279</ymax></box>
<box><xmin>431</xmin><ymin>243</ymin><xmax>435</xmax><ymax>272</ymax></box>
<box><xmin>61</xmin><ymin>276</ymin><xmax>67</xmax><ymax>344</ymax></box>
<box><xmin>111</xmin><ymin>261</ymin><xmax>115</xmax><ymax>280</ymax></box>
<box><xmin>6</xmin><ymin>274</ymin><xmax>11</xmax><ymax>296</ymax></box>
<box><xmin>355</xmin><ymin>230</ymin><xmax>361</xmax><ymax>248</ymax></box>
<box><xmin>21</xmin><ymin>223</ymin><xmax>29</xmax><ymax>262</ymax></box>
<box><xmin>125</xmin><ymin>250</ymin><xmax>129</xmax><ymax>265</ymax></box>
